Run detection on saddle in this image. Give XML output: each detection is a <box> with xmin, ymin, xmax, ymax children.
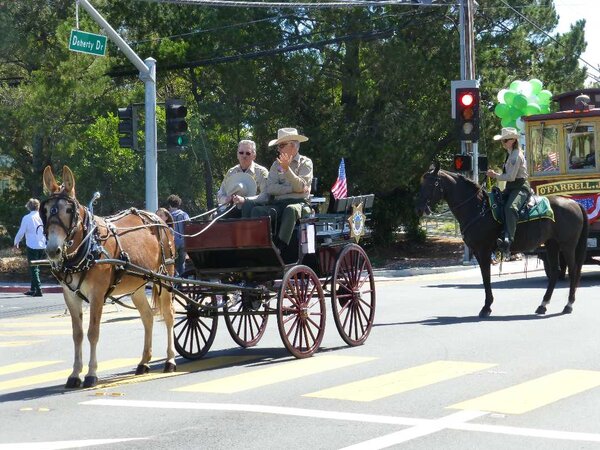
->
<box><xmin>488</xmin><ymin>187</ymin><xmax>555</xmax><ymax>224</ymax></box>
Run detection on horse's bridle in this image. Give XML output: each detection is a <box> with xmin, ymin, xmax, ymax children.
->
<box><xmin>40</xmin><ymin>193</ymin><xmax>82</xmax><ymax>247</ymax></box>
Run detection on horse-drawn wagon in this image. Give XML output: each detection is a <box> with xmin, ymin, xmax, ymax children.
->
<box><xmin>172</xmin><ymin>194</ymin><xmax>377</xmax><ymax>359</ymax></box>
<box><xmin>39</xmin><ymin>165</ymin><xmax>376</xmax><ymax>387</ymax></box>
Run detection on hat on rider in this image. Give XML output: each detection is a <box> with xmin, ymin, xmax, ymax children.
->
<box><xmin>268</xmin><ymin>128</ymin><xmax>309</xmax><ymax>147</ymax></box>
<box><xmin>493</xmin><ymin>127</ymin><xmax>519</xmax><ymax>141</ymax></box>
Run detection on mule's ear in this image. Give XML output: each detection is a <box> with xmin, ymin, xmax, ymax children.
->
<box><xmin>431</xmin><ymin>160</ymin><xmax>440</xmax><ymax>175</ymax></box>
<box><xmin>43</xmin><ymin>166</ymin><xmax>60</xmax><ymax>194</ymax></box>
<box><xmin>62</xmin><ymin>165</ymin><xmax>76</xmax><ymax>198</ymax></box>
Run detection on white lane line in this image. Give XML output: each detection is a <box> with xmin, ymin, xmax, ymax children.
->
<box><xmin>340</xmin><ymin>410</ymin><xmax>487</xmax><ymax>450</ymax></box>
<box><xmin>0</xmin><ymin>438</ymin><xmax>146</xmax><ymax>450</ymax></box>
<box><xmin>82</xmin><ymin>399</ymin><xmax>600</xmax><ymax>445</ymax></box>
<box><xmin>82</xmin><ymin>399</ymin><xmax>424</xmax><ymax>426</ymax></box>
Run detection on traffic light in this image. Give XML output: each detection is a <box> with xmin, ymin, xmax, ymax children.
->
<box><xmin>455</xmin><ymin>87</ymin><xmax>480</xmax><ymax>142</ymax></box>
<box><xmin>117</xmin><ymin>106</ymin><xmax>134</xmax><ymax>148</ymax></box>
<box><xmin>453</xmin><ymin>154</ymin><xmax>472</xmax><ymax>172</ymax></box>
<box><xmin>166</xmin><ymin>99</ymin><xmax>188</xmax><ymax>150</ymax></box>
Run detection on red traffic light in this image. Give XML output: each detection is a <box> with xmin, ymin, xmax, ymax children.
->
<box><xmin>459</xmin><ymin>93</ymin><xmax>474</xmax><ymax>107</ymax></box>
<box><xmin>454</xmin><ymin>88</ymin><xmax>480</xmax><ymax>142</ymax></box>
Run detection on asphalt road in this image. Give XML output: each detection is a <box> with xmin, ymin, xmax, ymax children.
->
<box><xmin>2</xmin><ymin>261</ymin><xmax>600</xmax><ymax>449</ymax></box>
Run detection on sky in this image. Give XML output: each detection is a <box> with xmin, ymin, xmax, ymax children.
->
<box><xmin>554</xmin><ymin>0</ymin><xmax>600</xmax><ymax>85</ymax></box>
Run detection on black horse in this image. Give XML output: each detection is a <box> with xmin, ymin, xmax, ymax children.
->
<box><xmin>415</xmin><ymin>163</ymin><xmax>589</xmax><ymax>318</ymax></box>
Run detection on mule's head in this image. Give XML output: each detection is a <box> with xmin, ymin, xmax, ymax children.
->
<box><xmin>415</xmin><ymin>162</ymin><xmax>444</xmax><ymax>216</ymax></box>
<box><xmin>41</xmin><ymin>166</ymin><xmax>81</xmax><ymax>262</ymax></box>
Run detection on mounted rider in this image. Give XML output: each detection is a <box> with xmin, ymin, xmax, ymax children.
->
<box><xmin>485</xmin><ymin>127</ymin><xmax>530</xmax><ymax>253</ymax></box>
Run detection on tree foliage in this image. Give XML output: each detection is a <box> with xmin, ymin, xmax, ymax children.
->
<box><xmin>0</xmin><ymin>0</ymin><xmax>590</xmax><ymax>243</ymax></box>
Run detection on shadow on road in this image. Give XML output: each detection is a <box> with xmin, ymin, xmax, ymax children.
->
<box><xmin>375</xmin><ymin>311</ymin><xmax>565</xmax><ymax>327</ymax></box>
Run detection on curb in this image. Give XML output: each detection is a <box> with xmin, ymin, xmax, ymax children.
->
<box><xmin>0</xmin><ymin>284</ymin><xmax>63</xmax><ymax>294</ymax></box>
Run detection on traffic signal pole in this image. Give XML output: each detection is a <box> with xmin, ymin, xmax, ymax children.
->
<box><xmin>78</xmin><ymin>0</ymin><xmax>158</xmax><ymax>212</ymax></box>
<box><xmin>459</xmin><ymin>0</ymin><xmax>477</xmax><ymax>263</ymax></box>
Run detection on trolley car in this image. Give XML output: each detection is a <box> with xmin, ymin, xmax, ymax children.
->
<box><xmin>524</xmin><ymin>88</ymin><xmax>600</xmax><ymax>275</ymax></box>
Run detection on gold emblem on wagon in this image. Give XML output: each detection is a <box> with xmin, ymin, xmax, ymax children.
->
<box><xmin>348</xmin><ymin>202</ymin><xmax>366</xmax><ymax>243</ymax></box>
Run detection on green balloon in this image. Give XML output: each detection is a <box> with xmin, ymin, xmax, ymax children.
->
<box><xmin>509</xmin><ymin>80</ymin><xmax>521</xmax><ymax>91</ymax></box>
<box><xmin>538</xmin><ymin>90</ymin><xmax>552</xmax><ymax>105</ymax></box>
<box><xmin>501</xmin><ymin>117</ymin><xmax>513</xmax><ymax>127</ymax></box>
<box><xmin>495</xmin><ymin>103</ymin><xmax>510</xmax><ymax>118</ymax></box>
<box><xmin>513</xmin><ymin>94</ymin><xmax>528</xmax><ymax>110</ymax></box>
<box><xmin>504</xmin><ymin>90</ymin><xmax>516</xmax><ymax>105</ymax></box>
<box><xmin>508</xmin><ymin>106</ymin><xmax>521</xmax><ymax>120</ymax></box>
<box><xmin>530</xmin><ymin>78</ymin><xmax>543</xmax><ymax>95</ymax></box>
<box><xmin>525</xmin><ymin>103</ymin><xmax>541</xmax><ymax>116</ymax></box>
<box><xmin>540</xmin><ymin>104</ymin><xmax>551</xmax><ymax>114</ymax></box>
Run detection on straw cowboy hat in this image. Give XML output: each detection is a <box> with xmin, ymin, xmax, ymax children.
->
<box><xmin>268</xmin><ymin>127</ymin><xmax>309</xmax><ymax>147</ymax></box>
<box><xmin>493</xmin><ymin>127</ymin><xmax>519</xmax><ymax>141</ymax></box>
<box><xmin>223</xmin><ymin>172</ymin><xmax>257</xmax><ymax>198</ymax></box>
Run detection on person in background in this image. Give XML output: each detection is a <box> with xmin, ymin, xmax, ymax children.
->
<box><xmin>13</xmin><ymin>198</ymin><xmax>46</xmax><ymax>297</ymax></box>
<box><xmin>218</xmin><ymin>139</ymin><xmax>269</xmax><ymax>216</ymax></box>
<box><xmin>167</xmin><ymin>194</ymin><xmax>190</xmax><ymax>276</ymax></box>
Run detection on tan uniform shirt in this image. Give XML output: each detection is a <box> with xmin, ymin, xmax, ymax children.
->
<box><xmin>217</xmin><ymin>162</ymin><xmax>269</xmax><ymax>204</ymax></box>
<box><xmin>265</xmin><ymin>153</ymin><xmax>313</xmax><ymax>200</ymax></box>
<box><xmin>497</xmin><ymin>148</ymin><xmax>528</xmax><ymax>182</ymax></box>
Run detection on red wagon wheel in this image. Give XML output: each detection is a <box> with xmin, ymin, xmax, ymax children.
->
<box><xmin>173</xmin><ymin>270</ymin><xmax>218</xmax><ymax>360</ymax></box>
<box><xmin>224</xmin><ymin>291</ymin><xmax>269</xmax><ymax>348</ymax></box>
<box><xmin>277</xmin><ymin>265</ymin><xmax>326</xmax><ymax>358</ymax></box>
<box><xmin>331</xmin><ymin>244</ymin><xmax>376</xmax><ymax>346</ymax></box>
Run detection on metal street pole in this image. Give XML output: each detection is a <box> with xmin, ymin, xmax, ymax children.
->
<box><xmin>459</xmin><ymin>0</ymin><xmax>477</xmax><ymax>263</ymax></box>
<box><xmin>77</xmin><ymin>0</ymin><xmax>158</xmax><ymax>212</ymax></box>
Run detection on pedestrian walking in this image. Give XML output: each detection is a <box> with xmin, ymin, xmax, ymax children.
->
<box><xmin>13</xmin><ymin>198</ymin><xmax>46</xmax><ymax>296</ymax></box>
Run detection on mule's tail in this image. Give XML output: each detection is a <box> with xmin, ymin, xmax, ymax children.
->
<box><xmin>575</xmin><ymin>203</ymin><xmax>589</xmax><ymax>274</ymax></box>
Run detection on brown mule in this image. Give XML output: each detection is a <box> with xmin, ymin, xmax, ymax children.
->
<box><xmin>42</xmin><ymin>165</ymin><xmax>177</xmax><ymax>388</ymax></box>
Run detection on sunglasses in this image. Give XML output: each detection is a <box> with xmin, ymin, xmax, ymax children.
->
<box><xmin>238</xmin><ymin>151</ymin><xmax>252</xmax><ymax>156</ymax></box>
<box><xmin>501</xmin><ymin>138</ymin><xmax>515</xmax><ymax>143</ymax></box>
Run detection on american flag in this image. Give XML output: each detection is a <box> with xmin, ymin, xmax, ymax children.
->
<box><xmin>331</xmin><ymin>158</ymin><xmax>347</xmax><ymax>200</ymax></box>
<box><xmin>535</xmin><ymin>152</ymin><xmax>558</xmax><ymax>172</ymax></box>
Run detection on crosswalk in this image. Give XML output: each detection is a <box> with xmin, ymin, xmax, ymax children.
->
<box><xmin>2</xmin><ymin>352</ymin><xmax>600</xmax><ymax>415</ymax></box>
<box><xmin>3</xmin><ymin>318</ymin><xmax>600</xmax><ymax>416</ymax></box>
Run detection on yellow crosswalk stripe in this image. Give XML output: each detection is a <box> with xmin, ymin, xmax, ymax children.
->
<box><xmin>0</xmin><ymin>340</ymin><xmax>45</xmax><ymax>347</ymax></box>
<box><xmin>0</xmin><ymin>361</ymin><xmax>61</xmax><ymax>376</ymax></box>
<box><xmin>0</xmin><ymin>358</ymin><xmax>139</xmax><ymax>392</ymax></box>
<box><xmin>449</xmin><ymin>369</ymin><xmax>600</xmax><ymax>414</ymax></box>
<box><xmin>0</xmin><ymin>329</ymin><xmax>72</xmax><ymax>336</ymax></box>
<box><xmin>173</xmin><ymin>355</ymin><xmax>376</xmax><ymax>394</ymax></box>
<box><xmin>92</xmin><ymin>356</ymin><xmax>264</xmax><ymax>390</ymax></box>
<box><xmin>304</xmin><ymin>360</ymin><xmax>496</xmax><ymax>402</ymax></box>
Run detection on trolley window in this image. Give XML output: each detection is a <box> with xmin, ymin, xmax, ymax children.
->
<box><xmin>566</xmin><ymin>123</ymin><xmax>596</xmax><ymax>172</ymax></box>
<box><xmin>530</xmin><ymin>126</ymin><xmax>560</xmax><ymax>174</ymax></box>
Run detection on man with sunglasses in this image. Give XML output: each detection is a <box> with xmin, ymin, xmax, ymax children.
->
<box><xmin>243</xmin><ymin>128</ymin><xmax>313</xmax><ymax>256</ymax></box>
<box><xmin>486</xmin><ymin>127</ymin><xmax>530</xmax><ymax>253</ymax></box>
<box><xmin>217</xmin><ymin>139</ymin><xmax>269</xmax><ymax>216</ymax></box>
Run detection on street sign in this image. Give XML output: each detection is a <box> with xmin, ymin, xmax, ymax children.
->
<box><xmin>68</xmin><ymin>29</ymin><xmax>107</xmax><ymax>56</ymax></box>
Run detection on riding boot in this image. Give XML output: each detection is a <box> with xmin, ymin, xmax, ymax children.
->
<box><xmin>496</xmin><ymin>231</ymin><xmax>512</xmax><ymax>253</ymax></box>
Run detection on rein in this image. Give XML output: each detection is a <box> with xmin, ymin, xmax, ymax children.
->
<box><xmin>425</xmin><ymin>171</ymin><xmax>491</xmax><ymax>237</ymax></box>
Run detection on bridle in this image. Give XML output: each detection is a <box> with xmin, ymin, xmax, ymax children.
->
<box><xmin>422</xmin><ymin>170</ymin><xmax>489</xmax><ymax>236</ymax></box>
<box><xmin>40</xmin><ymin>192</ymin><xmax>100</xmax><ymax>273</ymax></box>
<box><xmin>40</xmin><ymin>193</ymin><xmax>82</xmax><ymax>247</ymax></box>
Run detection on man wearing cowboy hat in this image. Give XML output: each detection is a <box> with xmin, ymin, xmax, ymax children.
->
<box><xmin>486</xmin><ymin>127</ymin><xmax>530</xmax><ymax>253</ymax></box>
<box><xmin>244</xmin><ymin>128</ymin><xmax>313</xmax><ymax>252</ymax></box>
<box><xmin>217</xmin><ymin>139</ymin><xmax>269</xmax><ymax>217</ymax></box>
